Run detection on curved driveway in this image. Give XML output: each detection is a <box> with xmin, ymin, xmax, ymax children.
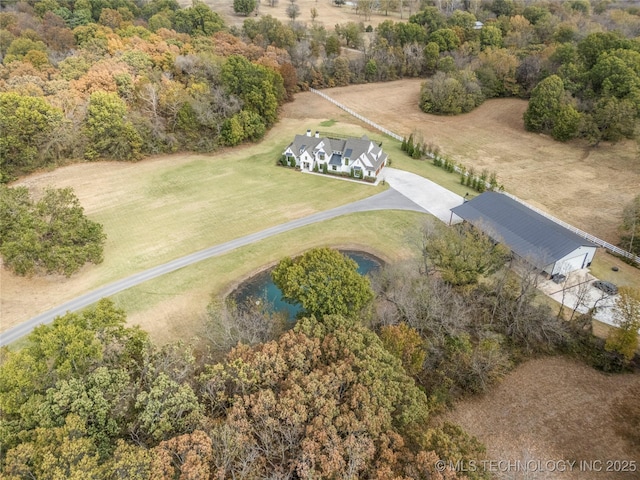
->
<box><xmin>1</xmin><ymin>187</ymin><xmax>434</xmax><ymax>346</ymax></box>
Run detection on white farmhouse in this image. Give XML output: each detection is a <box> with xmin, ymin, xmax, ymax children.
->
<box><xmin>283</xmin><ymin>130</ymin><xmax>388</xmax><ymax>180</ymax></box>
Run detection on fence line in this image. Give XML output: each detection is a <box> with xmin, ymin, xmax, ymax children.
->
<box><xmin>309</xmin><ymin>88</ymin><xmax>640</xmax><ymax>265</ymax></box>
<box><xmin>310</xmin><ymin>88</ymin><xmax>404</xmax><ymax>142</ymax></box>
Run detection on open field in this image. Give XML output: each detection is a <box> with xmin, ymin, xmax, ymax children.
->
<box><xmin>290</xmin><ymin>80</ymin><xmax>640</xmax><ymax>244</ymax></box>
<box><xmin>4</xmin><ymin>80</ymin><xmax>640</xmax><ymax>340</ymax></box>
<box><xmin>444</xmin><ymin>356</ymin><xmax>640</xmax><ymax>480</ymax></box>
<box><xmin>193</xmin><ymin>0</ymin><xmax>410</xmax><ymax>31</ymax></box>
<box><xmin>2</xmin><ymin>117</ymin><xmax>400</xmax><ymax>333</ymax></box>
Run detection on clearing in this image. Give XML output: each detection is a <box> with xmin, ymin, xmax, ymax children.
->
<box><xmin>193</xmin><ymin>0</ymin><xmax>411</xmax><ymax>31</ymax></box>
<box><xmin>1</xmin><ymin>116</ymin><xmax>426</xmax><ymax>340</ymax></box>
<box><xmin>289</xmin><ymin>79</ymin><xmax>640</xmax><ymax>244</ymax></box>
<box><xmin>444</xmin><ymin>356</ymin><xmax>640</xmax><ymax>480</ymax></box>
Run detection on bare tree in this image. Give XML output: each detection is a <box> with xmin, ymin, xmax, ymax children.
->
<box><xmin>286</xmin><ymin>0</ymin><xmax>300</xmax><ymax>23</ymax></box>
<box><xmin>202</xmin><ymin>298</ymin><xmax>285</xmax><ymax>352</ymax></box>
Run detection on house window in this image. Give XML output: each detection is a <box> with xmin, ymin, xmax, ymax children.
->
<box><xmin>319</xmin><ymin>153</ymin><xmax>325</xmax><ymax>160</ymax></box>
<box><xmin>345</xmin><ymin>158</ymin><xmax>349</xmax><ymax>166</ymax></box>
<box><xmin>332</xmin><ymin>165</ymin><xmax>337</xmax><ymax>171</ymax></box>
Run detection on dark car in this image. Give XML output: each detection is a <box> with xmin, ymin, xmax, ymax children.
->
<box><xmin>592</xmin><ymin>280</ymin><xmax>618</xmax><ymax>295</ymax></box>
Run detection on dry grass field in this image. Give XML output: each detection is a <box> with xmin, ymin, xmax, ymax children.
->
<box><xmin>290</xmin><ymin>80</ymin><xmax>640</xmax><ymax>244</ymax></box>
<box><xmin>444</xmin><ymin>356</ymin><xmax>640</xmax><ymax>480</ymax></box>
<box><xmin>192</xmin><ymin>0</ymin><xmax>409</xmax><ymax>31</ymax></box>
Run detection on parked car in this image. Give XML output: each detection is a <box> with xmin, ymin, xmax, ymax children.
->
<box><xmin>592</xmin><ymin>280</ymin><xmax>618</xmax><ymax>295</ymax></box>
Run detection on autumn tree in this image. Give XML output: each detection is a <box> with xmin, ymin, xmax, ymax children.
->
<box><xmin>272</xmin><ymin>247</ymin><xmax>374</xmax><ymax>318</ymax></box>
<box><xmin>379</xmin><ymin>323</ymin><xmax>426</xmax><ymax>376</ymax></box>
<box><xmin>199</xmin><ymin>314</ymin><xmax>432</xmax><ymax>477</ymax></box>
<box><xmin>0</xmin><ymin>186</ymin><xmax>106</xmax><ymax>276</ymax></box>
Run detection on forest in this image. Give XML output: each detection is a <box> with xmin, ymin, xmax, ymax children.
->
<box><xmin>2</xmin><ymin>0</ymin><xmax>640</xmax><ymax>181</ymax></box>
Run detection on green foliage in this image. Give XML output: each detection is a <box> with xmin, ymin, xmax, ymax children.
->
<box><xmin>429</xmin><ymin>28</ymin><xmax>460</xmax><ymax>52</ymax></box>
<box><xmin>221</xmin><ymin>55</ymin><xmax>284</xmax><ymax>126</ymax></box>
<box><xmin>0</xmin><ymin>93</ymin><xmax>63</xmax><ymax>179</ymax></box>
<box><xmin>83</xmin><ymin>91</ymin><xmax>142</xmax><ymax>161</ymax></box>
<box><xmin>423</xmin><ymin>221</ymin><xmax>510</xmax><ymax>286</ymax></box>
<box><xmin>243</xmin><ymin>15</ymin><xmax>296</xmax><ymax>49</ymax></box>
<box><xmin>409</xmin><ymin>7</ymin><xmax>446</xmax><ymax>32</ymax></box>
<box><xmin>0</xmin><ymin>186</ymin><xmax>106</xmax><ymax>276</ymax></box>
<box><xmin>233</xmin><ymin>0</ymin><xmax>257</xmax><ymax>16</ymax></box>
<box><xmin>420</xmin><ymin>70</ymin><xmax>485</xmax><ymax>115</ymax></box>
<box><xmin>335</xmin><ymin>21</ymin><xmax>364</xmax><ymax>49</ymax></box>
<box><xmin>134</xmin><ymin>373</ymin><xmax>203</xmax><ymax>442</ymax></box>
<box><xmin>272</xmin><ymin>247</ymin><xmax>374</xmax><ymax>318</ymax></box>
<box><xmin>173</xmin><ymin>1</ymin><xmax>224</xmax><ymax>36</ymax></box>
<box><xmin>0</xmin><ymin>300</ymin><xmax>147</xmax><ymax>450</ymax></box>
<box><xmin>523</xmin><ymin>74</ymin><xmax>581</xmax><ymax>141</ymax></box>
<box><xmin>479</xmin><ymin>25</ymin><xmax>503</xmax><ymax>49</ymax></box>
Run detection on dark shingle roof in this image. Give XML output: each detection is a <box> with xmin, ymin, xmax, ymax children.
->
<box><xmin>451</xmin><ymin>192</ymin><xmax>596</xmax><ymax>265</ymax></box>
<box><xmin>329</xmin><ymin>153</ymin><xmax>342</xmax><ymax>166</ymax></box>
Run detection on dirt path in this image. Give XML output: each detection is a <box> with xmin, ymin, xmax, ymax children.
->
<box><xmin>287</xmin><ymin>80</ymin><xmax>640</xmax><ymax>243</ymax></box>
<box><xmin>443</xmin><ymin>356</ymin><xmax>640</xmax><ymax>480</ymax></box>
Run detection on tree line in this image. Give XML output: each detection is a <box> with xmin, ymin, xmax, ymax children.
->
<box><xmin>0</xmin><ymin>0</ymin><xmax>290</xmax><ymax>181</ymax></box>
<box><xmin>4</xmin><ymin>0</ymin><xmax>640</xmax><ymax>182</ymax></box>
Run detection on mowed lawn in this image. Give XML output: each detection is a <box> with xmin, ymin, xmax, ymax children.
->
<box><xmin>2</xmin><ymin>118</ymin><xmax>404</xmax><ymax>332</ymax></box>
<box><xmin>113</xmin><ymin>209</ymin><xmax>427</xmax><ymax>344</ymax></box>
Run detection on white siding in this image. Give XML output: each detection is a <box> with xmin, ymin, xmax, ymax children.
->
<box><xmin>551</xmin><ymin>246</ymin><xmax>597</xmax><ymax>275</ymax></box>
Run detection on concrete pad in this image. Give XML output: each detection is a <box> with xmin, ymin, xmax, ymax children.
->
<box><xmin>380</xmin><ymin>167</ymin><xmax>464</xmax><ymax>224</ymax></box>
<box><xmin>538</xmin><ymin>269</ymin><xmax>619</xmax><ymax>326</ymax></box>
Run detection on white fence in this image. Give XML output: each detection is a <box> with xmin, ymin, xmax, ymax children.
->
<box><xmin>309</xmin><ymin>87</ymin><xmax>640</xmax><ymax>266</ymax></box>
<box><xmin>310</xmin><ymin>88</ymin><xmax>404</xmax><ymax>142</ymax></box>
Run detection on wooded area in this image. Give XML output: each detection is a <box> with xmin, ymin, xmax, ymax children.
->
<box><xmin>2</xmin><ymin>241</ymin><xmax>636</xmax><ymax>478</ymax></box>
<box><xmin>2</xmin><ymin>0</ymin><xmax>640</xmax><ymax>180</ymax></box>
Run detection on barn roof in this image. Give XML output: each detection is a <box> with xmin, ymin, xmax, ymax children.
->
<box><xmin>451</xmin><ymin>192</ymin><xmax>596</xmax><ymax>265</ymax></box>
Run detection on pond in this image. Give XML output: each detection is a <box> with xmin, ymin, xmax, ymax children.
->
<box><xmin>230</xmin><ymin>250</ymin><xmax>383</xmax><ymax>320</ymax></box>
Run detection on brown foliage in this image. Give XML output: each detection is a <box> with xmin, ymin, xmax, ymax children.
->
<box><xmin>71</xmin><ymin>59</ymin><xmax>130</xmax><ymax>95</ymax></box>
<box><xmin>151</xmin><ymin>431</ymin><xmax>214</xmax><ymax>480</ymax></box>
<box><xmin>212</xmin><ymin>31</ymin><xmax>264</xmax><ymax>60</ymax></box>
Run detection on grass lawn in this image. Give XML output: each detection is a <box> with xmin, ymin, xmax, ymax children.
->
<box><xmin>111</xmin><ymin>210</ymin><xmax>427</xmax><ymax>344</ymax></box>
<box><xmin>3</xmin><ymin>118</ymin><xmax>419</xmax><ymax>332</ymax></box>
<box><xmin>589</xmin><ymin>250</ymin><xmax>640</xmax><ymax>288</ymax></box>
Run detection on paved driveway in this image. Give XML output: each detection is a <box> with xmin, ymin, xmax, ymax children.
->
<box><xmin>381</xmin><ymin>167</ymin><xmax>464</xmax><ymax>223</ymax></box>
